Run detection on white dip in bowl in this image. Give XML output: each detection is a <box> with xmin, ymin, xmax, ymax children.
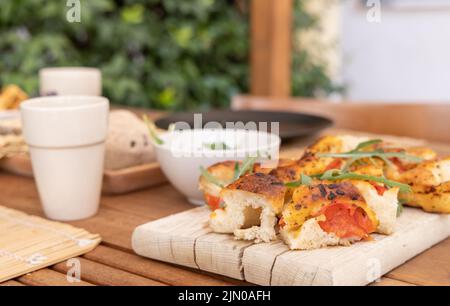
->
<box><xmin>153</xmin><ymin>129</ymin><xmax>281</xmax><ymax>205</ymax></box>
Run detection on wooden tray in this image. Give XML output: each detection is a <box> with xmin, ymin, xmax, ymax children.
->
<box><xmin>0</xmin><ymin>154</ymin><xmax>167</xmax><ymax>195</ymax></box>
<box><xmin>132</xmin><ymin>207</ymin><xmax>450</xmax><ymax>286</ymax></box>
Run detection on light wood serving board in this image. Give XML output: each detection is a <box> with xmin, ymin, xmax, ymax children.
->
<box><xmin>132</xmin><ymin>207</ymin><xmax>450</xmax><ymax>286</ymax></box>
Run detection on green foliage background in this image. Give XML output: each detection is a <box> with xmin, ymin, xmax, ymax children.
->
<box><xmin>0</xmin><ymin>0</ymin><xmax>338</xmax><ymax>110</ymax></box>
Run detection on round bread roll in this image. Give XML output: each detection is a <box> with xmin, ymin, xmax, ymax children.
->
<box><xmin>105</xmin><ymin>110</ymin><xmax>156</xmax><ymax>170</ymax></box>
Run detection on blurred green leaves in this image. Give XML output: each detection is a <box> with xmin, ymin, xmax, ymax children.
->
<box><xmin>121</xmin><ymin>4</ymin><xmax>145</xmax><ymax>24</ymax></box>
<box><xmin>0</xmin><ymin>0</ymin><xmax>339</xmax><ymax>110</ymax></box>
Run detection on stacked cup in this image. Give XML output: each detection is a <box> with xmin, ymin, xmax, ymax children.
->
<box><xmin>20</xmin><ymin>67</ymin><xmax>108</xmax><ymax>221</ymax></box>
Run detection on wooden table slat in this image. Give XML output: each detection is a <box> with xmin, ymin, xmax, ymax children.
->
<box><xmin>0</xmin><ymin>280</ymin><xmax>25</xmax><ymax>286</ymax></box>
<box><xmin>370</xmin><ymin>277</ymin><xmax>416</xmax><ymax>286</ymax></box>
<box><xmin>52</xmin><ymin>257</ymin><xmax>165</xmax><ymax>286</ymax></box>
<box><xmin>17</xmin><ymin>269</ymin><xmax>93</xmax><ymax>286</ymax></box>
<box><xmin>82</xmin><ymin>245</ymin><xmax>237</xmax><ymax>286</ymax></box>
<box><xmin>386</xmin><ymin>238</ymin><xmax>450</xmax><ymax>286</ymax></box>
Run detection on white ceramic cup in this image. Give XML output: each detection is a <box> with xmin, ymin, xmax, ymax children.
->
<box><xmin>21</xmin><ymin>96</ymin><xmax>109</xmax><ymax>221</ymax></box>
<box><xmin>39</xmin><ymin>67</ymin><xmax>102</xmax><ymax>96</ymax></box>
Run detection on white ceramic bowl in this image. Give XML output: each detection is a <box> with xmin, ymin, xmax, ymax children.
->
<box><xmin>154</xmin><ymin>129</ymin><xmax>281</xmax><ymax>205</ymax></box>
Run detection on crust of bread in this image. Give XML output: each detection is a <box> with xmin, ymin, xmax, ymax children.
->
<box><xmin>208</xmin><ymin>173</ymin><xmax>287</xmax><ymax>243</ymax></box>
<box><xmin>199</xmin><ymin>159</ymin><xmax>294</xmax><ymax>197</ymax></box>
<box><xmin>223</xmin><ymin>173</ymin><xmax>286</xmax><ymax>214</ymax></box>
<box><xmin>304</xmin><ymin>135</ymin><xmax>368</xmax><ymax>155</ymax></box>
<box><xmin>199</xmin><ymin>161</ymin><xmax>237</xmax><ymax>197</ymax></box>
<box><xmin>400</xmin><ymin>181</ymin><xmax>450</xmax><ymax>213</ymax></box>
<box><xmin>398</xmin><ymin>157</ymin><xmax>450</xmax><ymax>187</ymax></box>
<box><xmin>352</xmin><ymin>181</ymin><xmax>399</xmax><ymax>234</ymax></box>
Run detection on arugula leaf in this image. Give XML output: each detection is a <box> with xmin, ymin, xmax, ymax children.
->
<box><xmin>285</xmin><ymin>173</ymin><xmax>313</xmax><ymax>187</ymax></box>
<box><xmin>397</xmin><ymin>200</ymin><xmax>404</xmax><ymax>217</ymax></box>
<box><xmin>317</xmin><ymin>151</ymin><xmax>423</xmax><ymax>164</ymax></box>
<box><xmin>317</xmin><ymin>138</ymin><xmax>423</xmax><ymax>171</ymax></box>
<box><xmin>319</xmin><ymin>169</ymin><xmax>341</xmax><ymax>180</ymax></box>
<box><xmin>318</xmin><ymin>171</ymin><xmax>412</xmax><ymax>193</ymax></box>
<box><xmin>349</xmin><ymin>139</ymin><xmax>382</xmax><ymax>152</ymax></box>
<box><xmin>233</xmin><ymin>161</ymin><xmax>240</xmax><ymax>180</ymax></box>
<box><xmin>300</xmin><ymin>173</ymin><xmax>312</xmax><ymax>186</ymax></box>
<box><xmin>143</xmin><ymin>115</ymin><xmax>164</xmax><ymax>145</ymax></box>
<box><xmin>199</xmin><ymin>166</ymin><xmax>224</xmax><ymax>187</ymax></box>
<box><xmin>233</xmin><ymin>156</ymin><xmax>258</xmax><ymax>181</ymax></box>
<box><xmin>285</xmin><ymin>170</ymin><xmax>412</xmax><ymax>193</ymax></box>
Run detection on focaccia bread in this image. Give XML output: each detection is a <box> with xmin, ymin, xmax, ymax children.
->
<box><xmin>200</xmin><ymin>135</ymin><xmax>373</xmax><ymax>244</ymax></box>
<box><xmin>198</xmin><ymin>134</ymin><xmax>449</xmax><ymax>251</ymax></box>
<box><xmin>395</xmin><ymin>158</ymin><xmax>450</xmax><ymax>213</ymax></box>
<box><xmin>199</xmin><ymin>159</ymin><xmax>295</xmax><ymax>210</ymax></box>
<box><xmin>280</xmin><ymin>180</ymin><xmax>399</xmax><ymax>250</ymax></box>
<box><xmin>104</xmin><ymin>110</ymin><xmax>156</xmax><ymax>170</ymax></box>
<box><xmin>210</xmin><ymin>173</ymin><xmax>286</xmax><ymax>243</ymax></box>
<box><xmin>0</xmin><ymin>85</ymin><xmax>28</xmax><ymax>110</ymax></box>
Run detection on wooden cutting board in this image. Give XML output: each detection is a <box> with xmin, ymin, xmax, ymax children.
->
<box><xmin>132</xmin><ymin>207</ymin><xmax>450</xmax><ymax>286</ymax></box>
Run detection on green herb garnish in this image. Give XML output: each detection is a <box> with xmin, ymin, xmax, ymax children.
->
<box><xmin>397</xmin><ymin>200</ymin><xmax>405</xmax><ymax>217</ymax></box>
<box><xmin>285</xmin><ymin>173</ymin><xmax>313</xmax><ymax>188</ymax></box>
<box><xmin>199</xmin><ymin>166</ymin><xmax>224</xmax><ymax>187</ymax></box>
<box><xmin>233</xmin><ymin>156</ymin><xmax>258</xmax><ymax>181</ymax></box>
<box><xmin>143</xmin><ymin>114</ymin><xmax>164</xmax><ymax>145</ymax></box>
<box><xmin>285</xmin><ymin>169</ymin><xmax>412</xmax><ymax>193</ymax></box>
<box><xmin>325</xmin><ymin>172</ymin><xmax>411</xmax><ymax>193</ymax></box>
<box><xmin>318</xmin><ymin>150</ymin><xmax>423</xmax><ymax>162</ymax></box>
<box><xmin>203</xmin><ymin>142</ymin><xmax>231</xmax><ymax>150</ymax></box>
<box><xmin>317</xmin><ymin>138</ymin><xmax>423</xmax><ymax>170</ymax></box>
<box><xmin>349</xmin><ymin>139</ymin><xmax>383</xmax><ymax>152</ymax></box>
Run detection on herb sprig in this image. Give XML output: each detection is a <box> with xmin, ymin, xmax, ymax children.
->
<box><xmin>143</xmin><ymin>115</ymin><xmax>164</xmax><ymax>145</ymax></box>
<box><xmin>199</xmin><ymin>166</ymin><xmax>224</xmax><ymax>188</ymax></box>
<box><xmin>233</xmin><ymin>156</ymin><xmax>258</xmax><ymax>181</ymax></box>
<box><xmin>285</xmin><ymin>174</ymin><xmax>312</xmax><ymax>188</ymax></box>
<box><xmin>397</xmin><ymin>199</ymin><xmax>406</xmax><ymax>217</ymax></box>
<box><xmin>203</xmin><ymin>142</ymin><xmax>232</xmax><ymax>150</ymax></box>
<box><xmin>200</xmin><ymin>156</ymin><xmax>259</xmax><ymax>188</ymax></box>
<box><xmin>317</xmin><ymin>138</ymin><xmax>423</xmax><ymax>170</ymax></box>
<box><xmin>285</xmin><ymin>169</ymin><xmax>412</xmax><ymax>193</ymax></box>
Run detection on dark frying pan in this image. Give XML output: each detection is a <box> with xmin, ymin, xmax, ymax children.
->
<box><xmin>154</xmin><ymin>110</ymin><xmax>332</xmax><ymax>141</ymax></box>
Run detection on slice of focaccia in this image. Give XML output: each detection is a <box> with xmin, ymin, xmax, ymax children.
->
<box><xmin>210</xmin><ymin>173</ymin><xmax>286</xmax><ymax>242</ymax></box>
<box><xmin>308</xmin><ymin>136</ymin><xmax>447</xmax><ymax>214</ymax></box>
<box><xmin>210</xmin><ymin>173</ymin><xmax>286</xmax><ymax>243</ymax></box>
<box><xmin>394</xmin><ymin>158</ymin><xmax>450</xmax><ymax>213</ymax></box>
<box><xmin>399</xmin><ymin>181</ymin><xmax>450</xmax><ymax>214</ymax></box>
<box><xmin>199</xmin><ymin>159</ymin><xmax>295</xmax><ymax>210</ymax></box>
<box><xmin>280</xmin><ymin>180</ymin><xmax>399</xmax><ymax>250</ymax></box>
<box><xmin>270</xmin><ymin>135</ymin><xmax>370</xmax><ymax>182</ymax></box>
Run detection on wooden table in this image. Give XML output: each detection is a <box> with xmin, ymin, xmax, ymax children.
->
<box><xmin>0</xmin><ymin>109</ymin><xmax>449</xmax><ymax>286</ymax></box>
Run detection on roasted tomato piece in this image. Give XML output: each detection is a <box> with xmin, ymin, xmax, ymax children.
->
<box><xmin>205</xmin><ymin>194</ymin><xmax>222</xmax><ymax>211</ymax></box>
<box><xmin>318</xmin><ymin>202</ymin><xmax>375</xmax><ymax>239</ymax></box>
<box><xmin>389</xmin><ymin>157</ymin><xmax>407</xmax><ymax>172</ymax></box>
<box><xmin>278</xmin><ymin>217</ymin><xmax>286</xmax><ymax>229</ymax></box>
<box><xmin>369</xmin><ymin>182</ymin><xmax>387</xmax><ymax>196</ymax></box>
<box><xmin>324</xmin><ymin>159</ymin><xmax>343</xmax><ymax>171</ymax></box>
